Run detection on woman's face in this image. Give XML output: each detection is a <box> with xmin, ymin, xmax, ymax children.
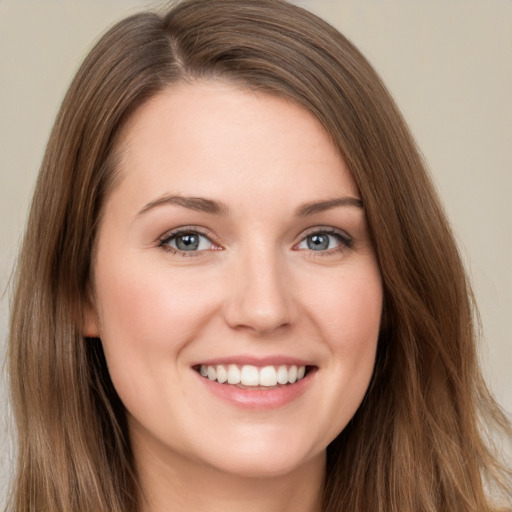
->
<box><xmin>86</xmin><ymin>82</ymin><xmax>383</xmax><ymax>479</ymax></box>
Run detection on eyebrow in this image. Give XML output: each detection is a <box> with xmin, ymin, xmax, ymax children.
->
<box><xmin>295</xmin><ymin>197</ymin><xmax>363</xmax><ymax>216</ymax></box>
<box><xmin>137</xmin><ymin>194</ymin><xmax>363</xmax><ymax>217</ymax></box>
<box><xmin>137</xmin><ymin>195</ymin><xmax>229</xmax><ymax>216</ymax></box>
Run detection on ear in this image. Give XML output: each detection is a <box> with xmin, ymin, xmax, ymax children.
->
<box><xmin>82</xmin><ymin>292</ymin><xmax>100</xmax><ymax>338</ymax></box>
<box><xmin>379</xmin><ymin>296</ymin><xmax>390</xmax><ymax>333</ymax></box>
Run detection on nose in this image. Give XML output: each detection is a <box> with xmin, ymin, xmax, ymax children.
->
<box><xmin>223</xmin><ymin>247</ymin><xmax>296</xmax><ymax>336</ymax></box>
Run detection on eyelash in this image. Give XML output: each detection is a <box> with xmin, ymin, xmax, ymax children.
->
<box><xmin>158</xmin><ymin>227</ymin><xmax>219</xmax><ymax>257</ymax></box>
<box><xmin>294</xmin><ymin>228</ymin><xmax>354</xmax><ymax>256</ymax></box>
<box><xmin>157</xmin><ymin>227</ymin><xmax>354</xmax><ymax>256</ymax></box>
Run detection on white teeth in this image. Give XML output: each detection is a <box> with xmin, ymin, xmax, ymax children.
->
<box><xmin>276</xmin><ymin>365</ymin><xmax>288</xmax><ymax>385</ymax></box>
<box><xmin>240</xmin><ymin>365</ymin><xmax>259</xmax><ymax>386</ymax></box>
<box><xmin>288</xmin><ymin>365</ymin><xmax>298</xmax><ymax>384</ymax></box>
<box><xmin>216</xmin><ymin>364</ymin><xmax>228</xmax><ymax>384</ymax></box>
<box><xmin>227</xmin><ymin>364</ymin><xmax>241</xmax><ymax>384</ymax></box>
<box><xmin>199</xmin><ymin>363</ymin><xmax>308</xmax><ymax>387</ymax></box>
<box><xmin>259</xmin><ymin>366</ymin><xmax>278</xmax><ymax>387</ymax></box>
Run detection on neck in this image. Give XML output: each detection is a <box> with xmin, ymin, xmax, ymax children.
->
<box><xmin>135</xmin><ymin>442</ymin><xmax>325</xmax><ymax>512</ymax></box>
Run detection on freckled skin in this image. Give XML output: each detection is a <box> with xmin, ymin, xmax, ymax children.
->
<box><xmin>86</xmin><ymin>82</ymin><xmax>383</xmax><ymax>510</ymax></box>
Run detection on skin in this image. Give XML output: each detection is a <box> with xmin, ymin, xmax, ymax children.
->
<box><xmin>86</xmin><ymin>81</ymin><xmax>383</xmax><ymax>512</ymax></box>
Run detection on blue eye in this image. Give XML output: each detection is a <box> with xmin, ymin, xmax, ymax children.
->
<box><xmin>159</xmin><ymin>230</ymin><xmax>216</xmax><ymax>253</ymax></box>
<box><xmin>296</xmin><ymin>230</ymin><xmax>352</xmax><ymax>252</ymax></box>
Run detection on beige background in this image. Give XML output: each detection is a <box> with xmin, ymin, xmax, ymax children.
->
<box><xmin>1</xmin><ymin>0</ymin><xmax>510</xmax><ymax>500</ymax></box>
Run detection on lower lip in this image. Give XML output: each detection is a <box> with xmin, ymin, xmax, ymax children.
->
<box><xmin>194</xmin><ymin>370</ymin><xmax>315</xmax><ymax>410</ymax></box>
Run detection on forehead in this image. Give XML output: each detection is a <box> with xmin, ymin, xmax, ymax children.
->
<box><xmin>109</xmin><ymin>81</ymin><xmax>359</xmax><ymax>210</ymax></box>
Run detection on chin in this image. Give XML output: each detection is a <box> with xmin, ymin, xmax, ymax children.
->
<box><xmin>192</xmin><ymin>428</ymin><xmax>326</xmax><ymax>479</ymax></box>
<box><xmin>207</xmin><ymin>450</ymin><xmax>323</xmax><ymax>479</ymax></box>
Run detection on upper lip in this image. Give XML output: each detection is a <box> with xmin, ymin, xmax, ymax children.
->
<box><xmin>191</xmin><ymin>355</ymin><xmax>315</xmax><ymax>368</ymax></box>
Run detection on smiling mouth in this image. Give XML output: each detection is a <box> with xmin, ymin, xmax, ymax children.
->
<box><xmin>193</xmin><ymin>364</ymin><xmax>314</xmax><ymax>388</ymax></box>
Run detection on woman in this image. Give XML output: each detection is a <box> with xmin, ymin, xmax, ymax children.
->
<box><xmin>7</xmin><ymin>0</ymin><xmax>511</xmax><ymax>511</ymax></box>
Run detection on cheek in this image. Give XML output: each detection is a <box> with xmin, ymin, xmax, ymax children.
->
<box><xmin>302</xmin><ymin>264</ymin><xmax>382</xmax><ymax>433</ymax></box>
<box><xmin>95</xmin><ymin>256</ymin><xmax>214</xmax><ymax>349</ymax></box>
<box><xmin>330</xmin><ymin>275</ymin><xmax>382</xmax><ymax>384</ymax></box>
<box><xmin>92</xmin><ymin>258</ymin><xmax>219</xmax><ymax>414</ymax></box>
<box><xmin>305</xmin><ymin>264</ymin><xmax>383</xmax><ymax>349</ymax></box>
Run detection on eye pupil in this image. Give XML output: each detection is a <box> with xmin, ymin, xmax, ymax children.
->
<box><xmin>176</xmin><ymin>233</ymin><xmax>199</xmax><ymax>251</ymax></box>
<box><xmin>307</xmin><ymin>234</ymin><xmax>329</xmax><ymax>251</ymax></box>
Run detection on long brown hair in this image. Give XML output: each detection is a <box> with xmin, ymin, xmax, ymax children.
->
<box><xmin>7</xmin><ymin>1</ymin><xmax>511</xmax><ymax>511</ymax></box>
